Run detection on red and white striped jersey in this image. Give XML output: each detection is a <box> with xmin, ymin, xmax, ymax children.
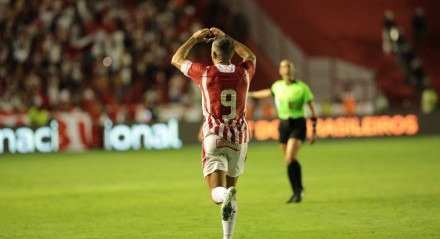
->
<box><xmin>181</xmin><ymin>60</ymin><xmax>255</xmax><ymax>143</ymax></box>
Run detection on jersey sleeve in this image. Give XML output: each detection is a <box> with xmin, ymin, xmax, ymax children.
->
<box><xmin>270</xmin><ymin>82</ymin><xmax>276</xmax><ymax>96</ymax></box>
<box><xmin>180</xmin><ymin>60</ymin><xmax>208</xmax><ymax>84</ymax></box>
<box><xmin>303</xmin><ymin>83</ymin><xmax>315</xmax><ymax>102</ymax></box>
<box><xmin>238</xmin><ymin>60</ymin><xmax>255</xmax><ymax>80</ymax></box>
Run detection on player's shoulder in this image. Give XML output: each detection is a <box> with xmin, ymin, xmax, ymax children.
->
<box><xmin>192</xmin><ymin>62</ymin><xmax>214</xmax><ymax>76</ymax></box>
<box><xmin>272</xmin><ymin>79</ymin><xmax>284</xmax><ymax>87</ymax></box>
<box><xmin>295</xmin><ymin>79</ymin><xmax>310</xmax><ymax>87</ymax></box>
<box><xmin>192</xmin><ymin>61</ymin><xmax>210</xmax><ymax>69</ymax></box>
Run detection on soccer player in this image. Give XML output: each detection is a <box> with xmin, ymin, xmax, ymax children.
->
<box><xmin>249</xmin><ymin>59</ymin><xmax>317</xmax><ymax>203</ymax></box>
<box><xmin>171</xmin><ymin>27</ymin><xmax>256</xmax><ymax>238</ymax></box>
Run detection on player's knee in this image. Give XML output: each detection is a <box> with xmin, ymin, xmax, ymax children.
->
<box><xmin>285</xmin><ymin>155</ymin><xmax>296</xmax><ymax>163</ymax></box>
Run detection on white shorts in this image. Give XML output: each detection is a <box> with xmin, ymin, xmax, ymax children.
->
<box><xmin>202</xmin><ymin>134</ymin><xmax>248</xmax><ymax>178</ymax></box>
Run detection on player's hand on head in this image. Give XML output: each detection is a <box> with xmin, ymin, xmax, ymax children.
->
<box><xmin>192</xmin><ymin>28</ymin><xmax>210</xmax><ymax>42</ymax></box>
<box><xmin>209</xmin><ymin>27</ymin><xmax>226</xmax><ymax>37</ymax></box>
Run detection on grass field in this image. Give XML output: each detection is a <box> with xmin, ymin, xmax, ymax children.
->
<box><xmin>1</xmin><ymin>136</ymin><xmax>439</xmax><ymax>239</ymax></box>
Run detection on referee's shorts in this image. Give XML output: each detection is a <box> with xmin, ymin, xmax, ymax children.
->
<box><xmin>278</xmin><ymin>117</ymin><xmax>307</xmax><ymax>144</ymax></box>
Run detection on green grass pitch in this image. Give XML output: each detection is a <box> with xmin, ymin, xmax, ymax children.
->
<box><xmin>1</xmin><ymin>136</ymin><xmax>439</xmax><ymax>238</ymax></box>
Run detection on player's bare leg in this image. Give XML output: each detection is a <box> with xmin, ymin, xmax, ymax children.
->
<box><xmin>283</xmin><ymin>138</ymin><xmax>304</xmax><ymax>203</ymax></box>
<box><xmin>206</xmin><ymin>171</ymin><xmax>238</xmax><ymax>239</ymax></box>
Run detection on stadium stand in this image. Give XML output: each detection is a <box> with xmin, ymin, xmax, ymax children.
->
<box><xmin>252</xmin><ymin>0</ymin><xmax>440</xmax><ymax>107</ymax></box>
<box><xmin>0</xmin><ymin>0</ymin><xmax>203</xmax><ymax>121</ymax></box>
<box><xmin>1</xmin><ymin>0</ymin><xmax>438</xmax><ymax>124</ymax></box>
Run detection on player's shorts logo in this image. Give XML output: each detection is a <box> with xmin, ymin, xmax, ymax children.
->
<box><xmin>216</xmin><ymin>138</ymin><xmax>240</xmax><ymax>151</ymax></box>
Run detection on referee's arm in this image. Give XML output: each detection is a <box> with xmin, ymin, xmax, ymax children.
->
<box><xmin>307</xmin><ymin>101</ymin><xmax>318</xmax><ymax>144</ymax></box>
<box><xmin>307</xmin><ymin>101</ymin><xmax>316</xmax><ymax>119</ymax></box>
<box><xmin>249</xmin><ymin>89</ymin><xmax>272</xmax><ymax>99</ymax></box>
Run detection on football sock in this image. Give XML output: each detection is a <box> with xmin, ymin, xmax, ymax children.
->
<box><xmin>222</xmin><ymin>198</ymin><xmax>237</xmax><ymax>239</ymax></box>
<box><xmin>287</xmin><ymin>162</ymin><xmax>298</xmax><ymax>193</ymax></box>
<box><xmin>211</xmin><ymin>187</ymin><xmax>227</xmax><ymax>204</ymax></box>
<box><xmin>292</xmin><ymin>160</ymin><xmax>303</xmax><ymax>191</ymax></box>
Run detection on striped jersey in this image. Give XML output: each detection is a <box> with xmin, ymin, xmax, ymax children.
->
<box><xmin>180</xmin><ymin>60</ymin><xmax>255</xmax><ymax>143</ymax></box>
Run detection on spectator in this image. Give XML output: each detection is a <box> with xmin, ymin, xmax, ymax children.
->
<box><xmin>421</xmin><ymin>86</ymin><xmax>438</xmax><ymax>114</ymax></box>
<box><xmin>382</xmin><ymin>10</ymin><xmax>396</xmax><ymax>54</ymax></box>
<box><xmin>412</xmin><ymin>7</ymin><xmax>426</xmax><ymax>49</ymax></box>
<box><xmin>409</xmin><ymin>59</ymin><xmax>427</xmax><ymax>91</ymax></box>
<box><xmin>341</xmin><ymin>90</ymin><xmax>357</xmax><ymax>116</ymax></box>
<box><xmin>374</xmin><ymin>90</ymin><xmax>389</xmax><ymax>114</ymax></box>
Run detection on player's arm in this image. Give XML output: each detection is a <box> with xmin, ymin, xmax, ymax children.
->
<box><xmin>210</xmin><ymin>27</ymin><xmax>256</xmax><ymax>65</ymax></box>
<box><xmin>248</xmin><ymin>89</ymin><xmax>272</xmax><ymax>99</ymax></box>
<box><xmin>233</xmin><ymin>40</ymin><xmax>256</xmax><ymax>65</ymax></box>
<box><xmin>171</xmin><ymin>28</ymin><xmax>210</xmax><ymax>70</ymax></box>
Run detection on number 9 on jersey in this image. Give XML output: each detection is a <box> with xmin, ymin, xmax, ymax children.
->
<box><xmin>221</xmin><ymin>89</ymin><xmax>237</xmax><ymax>120</ymax></box>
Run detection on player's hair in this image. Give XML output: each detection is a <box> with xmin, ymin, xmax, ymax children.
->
<box><xmin>212</xmin><ymin>36</ymin><xmax>234</xmax><ymax>61</ymax></box>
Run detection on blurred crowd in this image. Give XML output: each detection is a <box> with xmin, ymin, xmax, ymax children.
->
<box><xmin>382</xmin><ymin>7</ymin><xmax>437</xmax><ymax>113</ymax></box>
<box><xmin>382</xmin><ymin>7</ymin><xmax>427</xmax><ymax>92</ymax></box>
<box><xmin>2</xmin><ymin>0</ymin><xmax>435</xmax><ymax>128</ymax></box>
<box><xmin>0</xmin><ymin>0</ymin><xmax>206</xmax><ymax>123</ymax></box>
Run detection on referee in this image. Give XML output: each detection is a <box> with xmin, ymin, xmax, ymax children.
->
<box><xmin>249</xmin><ymin>59</ymin><xmax>317</xmax><ymax>203</ymax></box>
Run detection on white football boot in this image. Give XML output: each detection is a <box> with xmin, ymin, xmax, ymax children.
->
<box><xmin>221</xmin><ymin>187</ymin><xmax>237</xmax><ymax>221</ymax></box>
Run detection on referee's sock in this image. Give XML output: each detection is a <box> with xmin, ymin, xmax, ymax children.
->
<box><xmin>287</xmin><ymin>162</ymin><xmax>298</xmax><ymax>193</ymax></box>
<box><xmin>292</xmin><ymin>160</ymin><xmax>303</xmax><ymax>191</ymax></box>
<box><xmin>288</xmin><ymin>160</ymin><xmax>303</xmax><ymax>193</ymax></box>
